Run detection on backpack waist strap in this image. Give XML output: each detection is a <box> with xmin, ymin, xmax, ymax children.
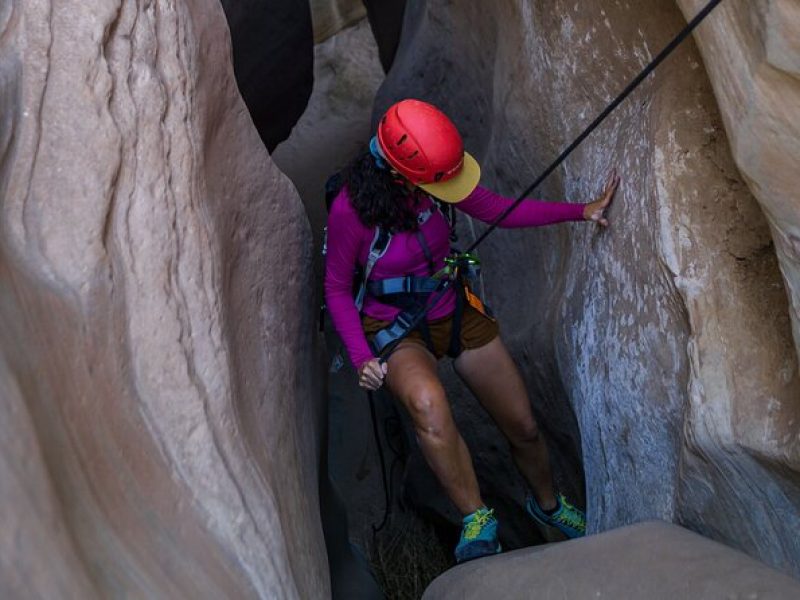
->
<box><xmin>367</xmin><ymin>276</ymin><xmax>440</xmax><ymax>298</ymax></box>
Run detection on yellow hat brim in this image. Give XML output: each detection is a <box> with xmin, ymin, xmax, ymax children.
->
<box><xmin>418</xmin><ymin>152</ymin><xmax>481</xmax><ymax>204</ymax></box>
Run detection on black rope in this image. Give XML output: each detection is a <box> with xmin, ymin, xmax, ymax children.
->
<box><xmin>368</xmin><ymin>390</ymin><xmax>392</xmax><ymax>533</ymax></box>
<box><xmin>466</xmin><ymin>0</ymin><xmax>724</xmax><ymax>253</ymax></box>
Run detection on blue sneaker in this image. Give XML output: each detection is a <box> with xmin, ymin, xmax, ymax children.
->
<box><xmin>454</xmin><ymin>507</ymin><xmax>502</xmax><ymax>563</ymax></box>
<box><xmin>526</xmin><ymin>493</ymin><xmax>586</xmax><ymax>538</ymax></box>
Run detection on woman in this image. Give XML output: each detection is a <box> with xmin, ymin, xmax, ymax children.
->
<box><xmin>325</xmin><ymin>99</ymin><xmax>619</xmax><ymax>563</ymax></box>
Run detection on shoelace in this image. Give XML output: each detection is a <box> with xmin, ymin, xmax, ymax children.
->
<box><xmin>552</xmin><ymin>496</ymin><xmax>585</xmax><ymax>530</ymax></box>
<box><xmin>464</xmin><ymin>508</ymin><xmax>495</xmax><ymax>540</ymax></box>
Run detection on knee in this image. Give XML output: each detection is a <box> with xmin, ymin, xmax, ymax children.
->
<box><xmin>509</xmin><ymin>419</ymin><xmax>542</xmax><ymax>449</ymax></box>
<box><xmin>405</xmin><ymin>385</ymin><xmax>450</xmax><ymax>439</ymax></box>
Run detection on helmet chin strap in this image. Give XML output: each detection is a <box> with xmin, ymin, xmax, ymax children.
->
<box><xmin>400</xmin><ymin>177</ymin><xmax>417</xmax><ymax>192</ymax></box>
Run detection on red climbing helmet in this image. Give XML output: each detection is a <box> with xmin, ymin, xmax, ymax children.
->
<box><xmin>376</xmin><ymin>99</ymin><xmax>481</xmax><ymax>203</ymax></box>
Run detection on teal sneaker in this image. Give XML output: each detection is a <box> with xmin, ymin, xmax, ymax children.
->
<box><xmin>454</xmin><ymin>507</ymin><xmax>502</xmax><ymax>563</ymax></box>
<box><xmin>526</xmin><ymin>493</ymin><xmax>586</xmax><ymax>538</ymax></box>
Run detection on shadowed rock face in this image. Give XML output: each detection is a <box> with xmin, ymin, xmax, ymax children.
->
<box><xmin>218</xmin><ymin>0</ymin><xmax>406</xmax><ymax>152</ymax></box>
<box><xmin>271</xmin><ymin>18</ymin><xmax>387</xmax><ymax>599</ymax></box>
<box><xmin>363</xmin><ymin>0</ymin><xmax>407</xmax><ymax>73</ymax></box>
<box><xmin>374</xmin><ymin>0</ymin><xmax>800</xmax><ymax>575</ymax></box>
<box><xmin>0</xmin><ymin>1</ymin><xmax>326</xmax><ymax>598</ymax></box>
<box><xmin>219</xmin><ymin>0</ymin><xmax>314</xmax><ymax>151</ymax></box>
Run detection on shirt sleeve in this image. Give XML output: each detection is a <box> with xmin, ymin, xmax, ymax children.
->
<box><xmin>457</xmin><ymin>185</ymin><xmax>585</xmax><ymax>228</ymax></box>
<box><xmin>324</xmin><ymin>189</ymin><xmax>376</xmax><ymax>370</ymax></box>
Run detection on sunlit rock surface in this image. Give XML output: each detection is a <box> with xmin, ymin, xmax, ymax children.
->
<box><xmin>376</xmin><ymin>0</ymin><xmax>800</xmax><ymax>574</ymax></box>
<box><xmin>675</xmin><ymin>0</ymin><xmax>800</xmax><ymax>571</ymax></box>
<box><xmin>0</xmin><ymin>1</ymin><xmax>326</xmax><ymax>597</ymax></box>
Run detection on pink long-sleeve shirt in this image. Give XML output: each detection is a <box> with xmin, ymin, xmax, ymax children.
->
<box><xmin>324</xmin><ymin>185</ymin><xmax>585</xmax><ymax>369</ymax></box>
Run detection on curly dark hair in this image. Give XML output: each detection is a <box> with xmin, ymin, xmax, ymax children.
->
<box><xmin>342</xmin><ymin>150</ymin><xmax>424</xmax><ymax>232</ymax></box>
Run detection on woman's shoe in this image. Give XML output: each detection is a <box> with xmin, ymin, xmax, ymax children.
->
<box><xmin>526</xmin><ymin>493</ymin><xmax>586</xmax><ymax>538</ymax></box>
<box><xmin>454</xmin><ymin>507</ymin><xmax>502</xmax><ymax>563</ymax></box>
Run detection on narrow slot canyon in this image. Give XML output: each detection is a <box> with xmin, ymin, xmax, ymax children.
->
<box><xmin>1</xmin><ymin>1</ymin><xmax>799</xmax><ymax>599</ymax></box>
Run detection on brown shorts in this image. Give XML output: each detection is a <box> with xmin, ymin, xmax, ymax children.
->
<box><xmin>362</xmin><ymin>304</ymin><xmax>499</xmax><ymax>359</ymax></box>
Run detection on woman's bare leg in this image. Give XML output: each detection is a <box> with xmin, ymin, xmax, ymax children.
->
<box><xmin>454</xmin><ymin>336</ymin><xmax>557</xmax><ymax>510</ymax></box>
<box><xmin>385</xmin><ymin>343</ymin><xmax>484</xmax><ymax>515</ymax></box>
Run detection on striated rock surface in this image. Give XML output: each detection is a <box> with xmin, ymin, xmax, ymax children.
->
<box><xmin>674</xmin><ymin>0</ymin><xmax>800</xmax><ymax>572</ymax></box>
<box><xmin>0</xmin><ymin>1</ymin><xmax>326</xmax><ymax>598</ymax></box>
<box><xmin>423</xmin><ymin>522</ymin><xmax>800</xmax><ymax>599</ymax></box>
<box><xmin>375</xmin><ymin>0</ymin><xmax>800</xmax><ymax>574</ymax></box>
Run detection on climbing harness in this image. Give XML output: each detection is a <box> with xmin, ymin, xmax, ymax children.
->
<box><xmin>321</xmin><ymin>172</ymin><xmax>480</xmax><ymax>361</ymax></box>
<box><xmin>365</xmin><ymin>206</ymin><xmax>489</xmax><ymax>360</ymax></box>
<box><xmin>363</xmin><ymin>248</ymin><xmax>486</xmax><ymax>362</ymax></box>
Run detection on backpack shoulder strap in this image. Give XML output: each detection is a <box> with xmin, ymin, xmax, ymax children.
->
<box><xmin>430</xmin><ymin>197</ymin><xmax>458</xmax><ymax>243</ymax></box>
<box><xmin>355</xmin><ymin>226</ymin><xmax>392</xmax><ymax>310</ymax></box>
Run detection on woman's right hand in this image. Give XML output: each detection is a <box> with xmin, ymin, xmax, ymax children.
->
<box><xmin>358</xmin><ymin>358</ymin><xmax>388</xmax><ymax>391</ymax></box>
<box><xmin>582</xmin><ymin>168</ymin><xmax>620</xmax><ymax>227</ymax></box>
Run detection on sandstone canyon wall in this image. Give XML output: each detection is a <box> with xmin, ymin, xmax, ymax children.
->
<box><xmin>0</xmin><ymin>1</ymin><xmax>327</xmax><ymax>598</ymax></box>
<box><xmin>674</xmin><ymin>0</ymin><xmax>800</xmax><ymax>570</ymax></box>
<box><xmin>2</xmin><ymin>0</ymin><xmax>799</xmax><ymax>597</ymax></box>
<box><xmin>374</xmin><ymin>0</ymin><xmax>800</xmax><ymax>575</ymax></box>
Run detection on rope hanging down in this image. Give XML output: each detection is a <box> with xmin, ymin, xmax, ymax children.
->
<box><xmin>368</xmin><ymin>389</ymin><xmax>392</xmax><ymax>533</ymax></box>
<box><xmin>376</xmin><ymin>0</ymin><xmax>725</xmax><ymax>361</ymax></box>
